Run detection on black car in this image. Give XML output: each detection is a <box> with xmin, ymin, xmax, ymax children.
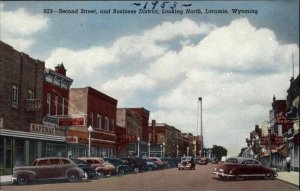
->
<box><xmin>120</xmin><ymin>157</ymin><xmax>147</xmax><ymax>173</ymax></box>
<box><xmin>103</xmin><ymin>158</ymin><xmax>134</xmax><ymax>175</ymax></box>
<box><xmin>70</xmin><ymin>158</ymin><xmax>97</xmax><ymax>179</ymax></box>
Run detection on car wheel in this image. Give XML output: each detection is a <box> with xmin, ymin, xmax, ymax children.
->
<box><xmin>106</xmin><ymin>171</ymin><xmax>111</xmax><ymax>177</ymax></box>
<box><xmin>235</xmin><ymin>176</ymin><xmax>245</xmax><ymax>181</ymax></box>
<box><xmin>96</xmin><ymin>171</ymin><xmax>104</xmax><ymax>178</ymax></box>
<box><xmin>67</xmin><ymin>172</ymin><xmax>79</xmax><ymax>182</ymax></box>
<box><xmin>264</xmin><ymin>172</ymin><xmax>274</xmax><ymax>180</ymax></box>
<box><xmin>118</xmin><ymin>168</ymin><xmax>125</xmax><ymax>176</ymax></box>
<box><xmin>134</xmin><ymin>167</ymin><xmax>139</xmax><ymax>173</ymax></box>
<box><xmin>17</xmin><ymin>175</ymin><xmax>29</xmax><ymax>185</ymax></box>
<box><xmin>81</xmin><ymin>172</ymin><xmax>88</xmax><ymax>181</ymax></box>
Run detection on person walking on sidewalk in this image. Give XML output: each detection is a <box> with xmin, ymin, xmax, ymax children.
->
<box><xmin>286</xmin><ymin>155</ymin><xmax>291</xmax><ymax>172</ymax></box>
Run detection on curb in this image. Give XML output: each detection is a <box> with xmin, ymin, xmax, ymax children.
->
<box><xmin>276</xmin><ymin>178</ymin><xmax>299</xmax><ymax>188</ymax></box>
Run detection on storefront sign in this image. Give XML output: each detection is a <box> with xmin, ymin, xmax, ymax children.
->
<box><xmin>260</xmin><ymin>136</ymin><xmax>268</xmax><ymax>145</ymax></box>
<box><xmin>276</xmin><ymin>116</ymin><xmax>293</xmax><ymax>124</ymax></box>
<box><xmin>26</xmin><ymin>99</ymin><xmax>41</xmax><ymax>112</ymax></box>
<box><xmin>43</xmin><ymin>116</ymin><xmax>58</xmax><ymax>128</ymax></box>
<box><xmin>58</xmin><ymin>117</ymin><xmax>85</xmax><ymax>126</ymax></box>
<box><xmin>67</xmin><ymin>136</ymin><xmax>78</xmax><ymax>143</ymax></box>
<box><xmin>30</xmin><ymin>123</ymin><xmax>55</xmax><ymax>135</ymax></box>
<box><xmin>274</xmin><ymin>136</ymin><xmax>284</xmax><ymax>144</ymax></box>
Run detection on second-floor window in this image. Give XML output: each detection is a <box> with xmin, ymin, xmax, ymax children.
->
<box><xmin>62</xmin><ymin>97</ymin><xmax>65</xmax><ymax>115</ymax></box>
<box><xmin>54</xmin><ymin>95</ymin><xmax>58</xmax><ymax>115</ymax></box>
<box><xmin>47</xmin><ymin>93</ymin><xmax>51</xmax><ymax>115</ymax></box>
<box><xmin>105</xmin><ymin>117</ymin><xmax>109</xmax><ymax>131</ymax></box>
<box><xmin>27</xmin><ymin>89</ymin><xmax>34</xmax><ymax>99</ymax></box>
<box><xmin>90</xmin><ymin>112</ymin><xmax>94</xmax><ymax>127</ymax></box>
<box><xmin>97</xmin><ymin>114</ymin><xmax>102</xmax><ymax>129</ymax></box>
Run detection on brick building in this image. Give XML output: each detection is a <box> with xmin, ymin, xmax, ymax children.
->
<box><xmin>68</xmin><ymin>87</ymin><xmax>117</xmax><ymax>157</ymax></box>
<box><xmin>0</xmin><ymin>41</ymin><xmax>65</xmax><ymax>175</ymax></box>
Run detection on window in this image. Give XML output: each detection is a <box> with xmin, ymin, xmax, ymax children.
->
<box><xmin>105</xmin><ymin>117</ymin><xmax>109</xmax><ymax>131</ymax></box>
<box><xmin>47</xmin><ymin>93</ymin><xmax>51</xmax><ymax>115</ymax></box>
<box><xmin>62</xmin><ymin>97</ymin><xmax>65</xmax><ymax>115</ymax></box>
<box><xmin>12</xmin><ymin>84</ymin><xmax>19</xmax><ymax>108</ymax></box>
<box><xmin>54</xmin><ymin>95</ymin><xmax>58</xmax><ymax>115</ymax></box>
<box><xmin>37</xmin><ymin>159</ymin><xmax>49</xmax><ymax>166</ymax></box>
<box><xmin>62</xmin><ymin>159</ymin><xmax>70</xmax><ymax>164</ymax></box>
<box><xmin>90</xmin><ymin>112</ymin><xmax>94</xmax><ymax>127</ymax></box>
<box><xmin>111</xmin><ymin>119</ymin><xmax>115</xmax><ymax>131</ymax></box>
<box><xmin>27</xmin><ymin>89</ymin><xmax>34</xmax><ymax>99</ymax></box>
<box><xmin>97</xmin><ymin>114</ymin><xmax>102</xmax><ymax>129</ymax></box>
<box><xmin>49</xmin><ymin>159</ymin><xmax>61</xmax><ymax>165</ymax></box>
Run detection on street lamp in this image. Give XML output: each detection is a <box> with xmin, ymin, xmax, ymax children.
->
<box><xmin>163</xmin><ymin>142</ymin><xmax>165</xmax><ymax>158</ymax></box>
<box><xmin>148</xmin><ymin>142</ymin><xmax>151</xmax><ymax>157</ymax></box>
<box><xmin>160</xmin><ymin>144</ymin><xmax>163</xmax><ymax>158</ymax></box>
<box><xmin>176</xmin><ymin>145</ymin><xmax>179</xmax><ymax>157</ymax></box>
<box><xmin>137</xmin><ymin>137</ymin><xmax>140</xmax><ymax>157</ymax></box>
<box><xmin>88</xmin><ymin>125</ymin><xmax>93</xmax><ymax>157</ymax></box>
<box><xmin>187</xmin><ymin>147</ymin><xmax>189</xmax><ymax>157</ymax></box>
<box><xmin>267</xmin><ymin>123</ymin><xmax>272</xmax><ymax>167</ymax></box>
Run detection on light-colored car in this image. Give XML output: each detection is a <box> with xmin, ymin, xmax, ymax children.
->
<box><xmin>178</xmin><ymin>156</ymin><xmax>195</xmax><ymax>170</ymax></box>
<box><xmin>11</xmin><ymin>157</ymin><xmax>85</xmax><ymax>185</ymax></box>
<box><xmin>78</xmin><ymin>157</ymin><xmax>116</xmax><ymax>178</ymax></box>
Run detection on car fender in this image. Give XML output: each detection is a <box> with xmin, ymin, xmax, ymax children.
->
<box><xmin>15</xmin><ymin>170</ymin><xmax>36</xmax><ymax>180</ymax></box>
<box><xmin>65</xmin><ymin>167</ymin><xmax>83</xmax><ymax>177</ymax></box>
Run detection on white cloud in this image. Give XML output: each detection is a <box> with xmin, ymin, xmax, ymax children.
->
<box><xmin>44</xmin><ymin>17</ymin><xmax>298</xmax><ymax>156</ymax></box>
<box><xmin>0</xmin><ymin>4</ymin><xmax>48</xmax><ymax>51</ymax></box>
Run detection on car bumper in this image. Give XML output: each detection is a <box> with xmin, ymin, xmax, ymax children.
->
<box><xmin>11</xmin><ymin>177</ymin><xmax>17</xmax><ymax>183</ymax></box>
<box><xmin>212</xmin><ymin>171</ymin><xmax>235</xmax><ymax>177</ymax></box>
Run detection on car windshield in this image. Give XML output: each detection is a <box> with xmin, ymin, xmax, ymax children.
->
<box><xmin>225</xmin><ymin>158</ymin><xmax>239</xmax><ymax>163</ymax></box>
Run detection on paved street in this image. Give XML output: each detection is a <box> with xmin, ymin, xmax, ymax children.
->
<box><xmin>0</xmin><ymin>164</ymin><xmax>298</xmax><ymax>191</ymax></box>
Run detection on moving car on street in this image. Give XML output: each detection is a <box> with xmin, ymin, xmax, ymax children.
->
<box><xmin>178</xmin><ymin>156</ymin><xmax>195</xmax><ymax>170</ymax></box>
<box><xmin>212</xmin><ymin>157</ymin><xmax>277</xmax><ymax>180</ymax></box>
<box><xmin>11</xmin><ymin>157</ymin><xmax>85</xmax><ymax>185</ymax></box>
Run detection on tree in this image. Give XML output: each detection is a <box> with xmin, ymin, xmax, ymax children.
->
<box><xmin>238</xmin><ymin>147</ymin><xmax>248</xmax><ymax>157</ymax></box>
<box><xmin>211</xmin><ymin>145</ymin><xmax>227</xmax><ymax>160</ymax></box>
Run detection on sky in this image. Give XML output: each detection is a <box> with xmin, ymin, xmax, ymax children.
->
<box><xmin>1</xmin><ymin>1</ymin><xmax>299</xmax><ymax>156</ymax></box>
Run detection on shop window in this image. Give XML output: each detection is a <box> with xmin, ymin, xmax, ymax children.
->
<box><xmin>15</xmin><ymin>139</ymin><xmax>25</xmax><ymax>166</ymax></box>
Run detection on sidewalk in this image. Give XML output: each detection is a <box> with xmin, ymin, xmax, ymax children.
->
<box><xmin>0</xmin><ymin>171</ymin><xmax>299</xmax><ymax>187</ymax></box>
<box><xmin>277</xmin><ymin>171</ymin><xmax>299</xmax><ymax>187</ymax></box>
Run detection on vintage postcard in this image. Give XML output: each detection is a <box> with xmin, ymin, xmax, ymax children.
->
<box><xmin>0</xmin><ymin>0</ymin><xmax>299</xmax><ymax>190</ymax></box>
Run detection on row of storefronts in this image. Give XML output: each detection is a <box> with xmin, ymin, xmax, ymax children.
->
<box><xmin>246</xmin><ymin>75</ymin><xmax>299</xmax><ymax>172</ymax></box>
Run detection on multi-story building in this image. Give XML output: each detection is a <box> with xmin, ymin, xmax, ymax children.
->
<box><xmin>182</xmin><ymin>133</ymin><xmax>194</xmax><ymax>157</ymax></box>
<box><xmin>68</xmin><ymin>87</ymin><xmax>117</xmax><ymax>158</ymax></box>
<box><xmin>0</xmin><ymin>41</ymin><xmax>65</xmax><ymax>175</ymax></box>
<box><xmin>286</xmin><ymin>75</ymin><xmax>299</xmax><ymax>171</ymax></box>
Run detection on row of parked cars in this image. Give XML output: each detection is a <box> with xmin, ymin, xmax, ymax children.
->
<box><xmin>11</xmin><ymin>156</ymin><xmax>180</xmax><ymax>185</ymax></box>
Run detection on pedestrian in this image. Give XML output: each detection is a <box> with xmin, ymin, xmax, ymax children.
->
<box><xmin>286</xmin><ymin>156</ymin><xmax>291</xmax><ymax>172</ymax></box>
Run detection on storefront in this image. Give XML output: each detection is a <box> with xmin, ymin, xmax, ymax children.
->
<box><xmin>0</xmin><ymin>125</ymin><xmax>66</xmax><ymax>175</ymax></box>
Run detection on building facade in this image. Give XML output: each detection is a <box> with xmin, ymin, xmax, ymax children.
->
<box><xmin>0</xmin><ymin>41</ymin><xmax>65</xmax><ymax>175</ymax></box>
<box><xmin>68</xmin><ymin>87</ymin><xmax>117</xmax><ymax>158</ymax></box>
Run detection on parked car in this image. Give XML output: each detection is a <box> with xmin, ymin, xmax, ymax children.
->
<box><xmin>212</xmin><ymin>157</ymin><xmax>277</xmax><ymax>180</ymax></box>
<box><xmin>211</xmin><ymin>158</ymin><xmax>219</xmax><ymax>164</ymax></box>
<box><xmin>103</xmin><ymin>158</ymin><xmax>134</xmax><ymax>175</ymax></box>
<box><xmin>162</xmin><ymin>158</ymin><xmax>177</xmax><ymax>168</ymax></box>
<box><xmin>199</xmin><ymin>157</ymin><xmax>208</xmax><ymax>165</ymax></box>
<box><xmin>11</xmin><ymin>157</ymin><xmax>85</xmax><ymax>185</ymax></box>
<box><xmin>143</xmin><ymin>158</ymin><xmax>158</xmax><ymax>171</ymax></box>
<box><xmin>78</xmin><ymin>157</ymin><xmax>116</xmax><ymax>178</ymax></box>
<box><xmin>69</xmin><ymin>158</ymin><xmax>97</xmax><ymax>179</ymax></box>
<box><xmin>178</xmin><ymin>156</ymin><xmax>195</xmax><ymax>170</ymax></box>
<box><xmin>120</xmin><ymin>157</ymin><xmax>147</xmax><ymax>173</ymax></box>
<box><xmin>148</xmin><ymin>157</ymin><xmax>167</xmax><ymax>169</ymax></box>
